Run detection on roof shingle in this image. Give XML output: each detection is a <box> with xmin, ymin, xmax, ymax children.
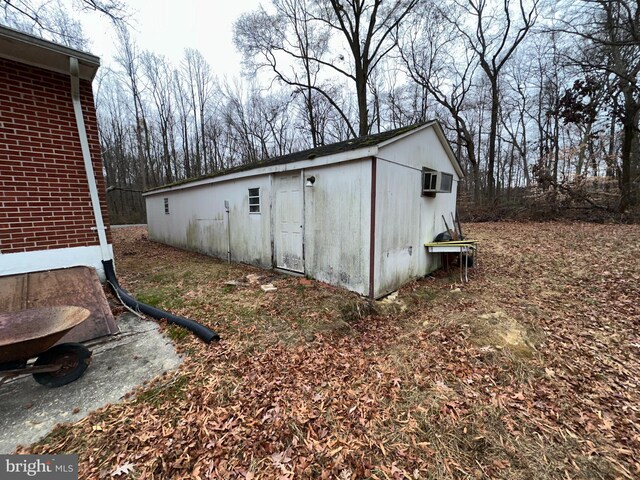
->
<box><xmin>146</xmin><ymin>122</ymin><xmax>428</xmax><ymax>192</ymax></box>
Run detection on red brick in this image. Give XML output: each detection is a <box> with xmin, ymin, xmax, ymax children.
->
<box><xmin>0</xmin><ymin>57</ymin><xmax>112</xmax><ymax>253</ymax></box>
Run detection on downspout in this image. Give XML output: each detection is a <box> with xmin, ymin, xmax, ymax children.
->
<box><xmin>225</xmin><ymin>200</ymin><xmax>231</xmax><ymax>263</ymax></box>
<box><xmin>369</xmin><ymin>157</ymin><xmax>377</xmax><ymax>299</ymax></box>
<box><xmin>69</xmin><ymin>57</ymin><xmax>111</xmax><ymax>262</ymax></box>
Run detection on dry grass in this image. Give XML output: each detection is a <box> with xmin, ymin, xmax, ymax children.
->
<box><xmin>21</xmin><ymin>222</ymin><xmax>640</xmax><ymax>479</ymax></box>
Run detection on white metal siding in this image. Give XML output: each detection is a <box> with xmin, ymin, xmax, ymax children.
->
<box><xmin>303</xmin><ymin>160</ymin><xmax>371</xmax><ymax>296</ymax></box>
<box><xmin>378</xmin><ymin>127</ymin><xmax>461</xmax><ymax>176</ymax></box>
<box><xmin>146</xmin><ymin>176</ymin><xmax>273</xmax><ymax>267</ymax></box>
<box><xmin>145</xmin><ymin>161</ymin><xmax>373</xmax><ymax>297</ymax></box>
<box><xmin>373</xmin><ymin>127</ymin><xmax>460</xmax><ymax>298</ymax></box>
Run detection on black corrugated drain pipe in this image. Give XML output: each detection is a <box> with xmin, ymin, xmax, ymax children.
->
<box><xmin>102</xmin><ymin>260</ymin><xmax>220</xmax><ymax>343</ymax></box>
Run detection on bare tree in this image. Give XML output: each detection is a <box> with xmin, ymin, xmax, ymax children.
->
<box><xmin>234</xmin><ymin>0</ymin><xmax>350</xmax><ymax>141</ymax></box>
<box><xmin>561</xmin><ymin>0</ymin><xmax>639</xmax><ymax>211</ymax></box>
<box><xmin>0</xmin><ymin>0</ymin><xmax>125</xmax><ymax>47</ymax></box>
<box><xmin>447</xmin><ymin>0</ymin><xmax>539</xmax><ymax>199</ymax></box>
<box><xmin>141</xmin><ymin>52</ymin><xmax>176</xmax><ymax>183</ymax></box>
<box><xmin>1</xmin><ymin>1</ymin><xmax>88</xmax><ymax>49</ymax></box>
<box><xmin>115</xmin><ymin>25</ymin><xmax>149</xmax><ymax>190</ymax></box>
<box><xmin>501</xmin><ymin>55</ymin><xmax>532</xmax><ymax>188</ymax></box>
<box><xmin>236</xmin><ymin>0</ymin><xmax>420</xmax><ymax>139</ymax></box>
<box><xmin>172</xmin><ymin>69</ymin><xmax>193</xmax><ymax>179</ymax></box>
<box><xmin>318</xmin><ymin>0</ymin><xmax>420</xmax><ymax>136</ymax></box>
<box><xmin>181</xmin><ymin>49</ymin><xmax>215</xmax><ymax>175</ymax></box>
<box><xmin>95</xmin><ymin>70</ymin><xmax>146</xmax><ymax>222</ymax></box>
<box><xmin>88</xmin><ymin>0</ymin><xmax>636</xmax><ymax>220</ymax></box>
<box><xmin>399</xmin><ymin>4</ymin><xmax>484</xmax><ymax>200</ymax></box>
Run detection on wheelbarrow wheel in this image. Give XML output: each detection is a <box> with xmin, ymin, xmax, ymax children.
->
<box><xmin>32</xmin><ymin>343</ymin><xmax>92</xmax><ymax>388</ymax></box>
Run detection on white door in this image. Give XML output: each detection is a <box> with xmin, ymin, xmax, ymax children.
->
<box><xmin>274</xmin><ymin>173</ymin><xmax>304</xmax><ymax>272</ymax></box>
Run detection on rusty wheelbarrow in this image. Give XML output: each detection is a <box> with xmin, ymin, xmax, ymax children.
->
<box><xmin>0</xmin><ymin>306</ymin><xmax>92</xmax><ymax>388</ymax></box>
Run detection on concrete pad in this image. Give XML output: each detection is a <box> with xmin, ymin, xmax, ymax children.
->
<box><xmin>0</xmin><ymin>313</ymin><xmax>181</xmax><ymax>453</ymax></box>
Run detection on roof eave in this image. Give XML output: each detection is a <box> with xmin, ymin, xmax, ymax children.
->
<box><xmin>0</xmin><ymin>25</ymin><xmax>100</xmax><ymax>80</ymax></box>
<box><xmin>144</xmin><ymin>145</ymin><xmax>379</xmax><ymax>196</ymax></box>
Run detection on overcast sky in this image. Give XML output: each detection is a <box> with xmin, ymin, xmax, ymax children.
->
<box><xmin>80</xmin><ymin>0</ymin><xmax>261</xmax><ymax>79</ymax></box>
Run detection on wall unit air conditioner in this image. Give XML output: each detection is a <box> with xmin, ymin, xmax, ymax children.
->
<box><xmin>422</xmin><ymin>168</ymin><xmax>453</xmax><ymax>195</ymax></box>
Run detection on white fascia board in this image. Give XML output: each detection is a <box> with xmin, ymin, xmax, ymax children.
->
<box><xmin>0</xmin><ymin>244</ymin><xmax>114</xmax><ymax>282</ymax></box>
<box><xmin>0</xmin><ymin>25</ymin><xmax>100</xmax><ymax>80</ymax></box>
<box><xmin>144</xmin><ymin>145</ymin><xmax>379</xmax><ymax>196</ymax></box>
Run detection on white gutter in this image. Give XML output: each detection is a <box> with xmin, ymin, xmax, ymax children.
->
<box><xmin>0</xmin><ymin>25</ymin><xmax>100</xmax><ymax>80</ymax></box>
<box><xmin>70</xmin><ymin>56</ymin><xmax>111</xmax><ymax>261</ymax></box>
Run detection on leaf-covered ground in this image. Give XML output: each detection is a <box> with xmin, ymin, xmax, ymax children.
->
<box><xmin>22</xmin><ymin>222</ymin><xmax>640</xmax><ymax>479</ymax></box>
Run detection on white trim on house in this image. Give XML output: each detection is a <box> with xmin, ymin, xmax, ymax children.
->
<box><xmin>0</xmin><ymin>25</ymin><xmax>99</xmax><ymax>80</ymax></box>
<box><xmin>0</xmin><ymin>244</ymin><xmax>114</xmax><ymax>281</ymax></box>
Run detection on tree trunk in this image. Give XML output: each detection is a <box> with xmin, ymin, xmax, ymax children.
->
<box><xmin>355</xmin><ymin>64</ymin><xmax>369</xmax><ymax>137</ymax></box>
<box><xmin>606</xmin><ymin>114</ymin><xmax>616</xmax><ymax>177</ymax></box>
<box><xmin>619</xmin><ymin>91</ymin><xmax>639</xmax><ymax>212</ymax></box>
<box><xmin>487</xmin><ymin>77</ymin><xmax>499</xmax><ymax>199</ymax></box>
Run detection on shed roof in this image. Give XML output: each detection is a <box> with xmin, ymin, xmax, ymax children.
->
<box><xmin>0</xmin><ymin>25</ymin><xmax>100</xmax><ymax>80</ymax></box>
<box><xmin>146</xmin><ymin>121</ymin><xmax>462</xmax><ymax>196</ymax></box>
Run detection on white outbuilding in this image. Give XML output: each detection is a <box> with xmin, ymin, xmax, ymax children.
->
<box><xmin>144</xmin><ymin>121</ymin><xmax>463</xmax><ymax>299</ymax></box>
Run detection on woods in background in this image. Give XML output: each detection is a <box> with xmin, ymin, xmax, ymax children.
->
<box><xmin>3</xmin><ymin>0</ymin><xmax>637</xmax><ymax>223</ymax></box>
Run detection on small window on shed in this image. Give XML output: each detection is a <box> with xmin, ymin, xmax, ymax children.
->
<box><xmin>422</xmin><ymin>168</ymin><xmax>438</xmax><ymax>193</ymax></box>
<box><xmin>164</xmin><ymin>198</ymin><xmax>169</xmax><ymax>214</ymax></box>
<box><xmin>440</xmin><ymin>173</ymin><xmax>453</xmax><ymax>193</ymax></box>
<box><xmin>248</xmin><ymin>188</ymin><xmax>260</xmax><ymax>214</ymax></box>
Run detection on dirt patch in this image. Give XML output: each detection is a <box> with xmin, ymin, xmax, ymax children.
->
<box><xmin>375</xmin><ymin>290</ymin><xmax>408</xmax><ymax>315</ymax></box>
<box><xmin>334</xmin><ymin>297</ymin><xmax>375</xmax><ymax>324</ymax></box>
<box><xmin>469</xmin><ymin>311</ymin><xmax>538</xmax><ymax>357</ymax></box>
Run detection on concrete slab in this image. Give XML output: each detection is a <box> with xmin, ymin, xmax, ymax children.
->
<box><xmin>0</xmin><ymin>313</ymin><xmax>181</xmax><ymax>453</ymax></box>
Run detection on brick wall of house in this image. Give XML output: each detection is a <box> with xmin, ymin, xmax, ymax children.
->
<box><xmin>0</xmin><ymin>57</ymin><xmax>112</xmax><ymax>254</ymax></box>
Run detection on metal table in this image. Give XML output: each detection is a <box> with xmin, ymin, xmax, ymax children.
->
<box><xmin>424</xmin><ymin>240</ymin><xmax>478</xmax><ymax>282</ymax></box>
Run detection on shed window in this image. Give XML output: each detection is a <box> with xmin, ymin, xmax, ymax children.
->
<box><xmin>164</xmin><ymin>198</ymin><xmax>169</xmax><ymax>214</ymax></box>
<box><xmin>248</xmin><ymin>188</ymin><xmax>260</xmax><ymax>213</ymax></box>
<box><xmin>440</xmin><ymin>173</ymin><xmax>453</xmax><ymax>193</ymax></box>
<box><xmin>422</xmin><ymin>168</ymin><xmax>438</xmax><ymax>192</ymax></box>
